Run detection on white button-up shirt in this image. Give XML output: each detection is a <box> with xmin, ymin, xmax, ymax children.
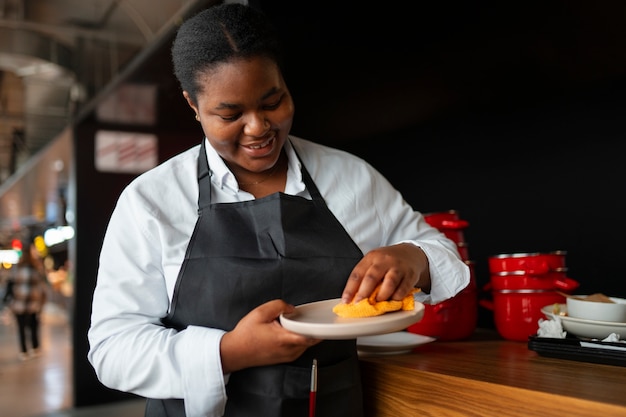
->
<box><xmin>88</xmin><ymin>135</ymin><xmax>470</xmax><ymax>417</ymax></box>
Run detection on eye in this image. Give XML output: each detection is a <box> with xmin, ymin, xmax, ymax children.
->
<box><xmin>263</xmin><ymin>96</ymin><xmax>282</xmax><ymax>110</ymax></box>
<box><xmin>220</xmin><ymin>112</ymin><xmax>241</xmax><ymax>122</ymax></box>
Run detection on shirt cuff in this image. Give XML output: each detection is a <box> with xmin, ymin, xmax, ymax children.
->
<box><xmin>177</xmin><ymin>326</ymin><xmax>228</xmax><ymax>417</ymax></box>
<box><xmin>404</xmin><ymin>240</ymin><xmax>470</xmax><ymax>304</ymax></box>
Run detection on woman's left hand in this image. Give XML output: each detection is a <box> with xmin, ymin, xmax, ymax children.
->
<box><xmin>340</xmin><ymin>243</ymin><xmax>431</xmax><ymax>304</ymax></box>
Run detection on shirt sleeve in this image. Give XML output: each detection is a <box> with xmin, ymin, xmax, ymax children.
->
<box><xmin>366</xmin><ymin>168</ymin><xmax>470</xmax><ymax>303</ymax></box>
<box><xmin>371</xmin><ymin>176</ymin><xmax>470</xmax><ymax>304</ymax></box>
<box><xmin>296</xmin><ymin>139</ymin><xmax>470</xmax><ymax>304</ymax></box>
<box><xmin>87</xmin><ymin>185</ymin><xmax>228</xmax><ymax>417</ymax></box>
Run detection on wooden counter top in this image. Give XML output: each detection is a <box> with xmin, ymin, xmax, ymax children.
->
<box><xmin>359</xmin><ymin>329</ymin><xmax>626</xmax><ymax>416</ymax></box>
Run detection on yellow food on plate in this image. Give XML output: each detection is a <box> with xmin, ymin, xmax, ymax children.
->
<box><xmin>333</xmin><ymin>285</ymin><xmax>420</xmax><ymax>318</ymax></box>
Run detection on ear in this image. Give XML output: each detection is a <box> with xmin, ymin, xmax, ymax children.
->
<box><xmin>182</xmin><ymin>91</ymin><xmax>199</xmax><ymax>116</ymax></box>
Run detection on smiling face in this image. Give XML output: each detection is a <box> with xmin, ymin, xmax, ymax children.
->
<box><xmin>183</xmin><ymin>56</ymin><xmax>294</xmax><ymax>179</ymax></box>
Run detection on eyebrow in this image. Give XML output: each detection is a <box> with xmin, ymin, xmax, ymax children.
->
<box><xmin>214</xmin><ymin>87</ymin><xmax>281</xmax><ymax>110</ymax></box>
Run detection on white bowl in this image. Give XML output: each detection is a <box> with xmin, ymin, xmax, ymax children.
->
<box><xmin>566</xmin><ymin>294</ymin><xmax>626</xmax><ymax>323</ymax></box>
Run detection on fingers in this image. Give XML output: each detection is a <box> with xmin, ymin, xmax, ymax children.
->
<box><xmin>341</xmin><ymin>243</ymin><xmax>426</xmax><ymax>304</ymax></box>
<box><xmin>378</xmin><ymin>268</ymin><xmax>405</xmax><ymax>301</ymax></box>
<box><xmin>342</xmin><ymin>264</ymin><xmax>389</xmax><ymax>303</ymax></box>
<box><xmin>248</xmin><ymin>299</ymin><xmax>319</xmax><ymax>347</ymax></box>
<box><xmin>344</xmin><ymin>264</ymin><xmax>403</xmax><ymax>303</ymax></box>
<box><xmin>252</xmin><ymin>299</ymin><xmax>295</xmax><ymax>322</ymax></box>
<box><xmin>221</xmin><ymin>299</ymin><xmax>321</xmax><ymax>373</ymax></box>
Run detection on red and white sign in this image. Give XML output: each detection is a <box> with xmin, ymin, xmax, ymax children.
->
<box><xmin>95</xmin><ymin>130</ymin><xmax>158</xmax><ymax>174</ymax></box>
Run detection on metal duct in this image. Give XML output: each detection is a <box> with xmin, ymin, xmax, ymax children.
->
<box><xmin>0</xmin><ymin>27</ymin><xmax>75</xmax><ymax>171</ymax></box>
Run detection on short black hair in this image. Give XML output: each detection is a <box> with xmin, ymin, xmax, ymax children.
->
<box><xmin>171</xmin><ymin>2</ymin><xmax>284</xmax><ymax>103</ymax></box>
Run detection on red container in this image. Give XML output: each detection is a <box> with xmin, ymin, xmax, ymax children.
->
<box><xmin>424</xmin><ymin>210</ymin><xmax>469</xmax><ymax>245</ymax></box>
<box><xmin>482</xmin><ymin>250</ymin><xmax>578</xmax><ymax>341</ymax></box>
<box><xmin>407</xmin><ymin>261</ymin><xmax>477</xmax><ymax>341</ymax></box>
<box><xmin>489</xmin><ymin>270</ymin><xmax>579</xmax><ymax>292</ymax></box>
<box><xmin>488</xmin><ymin>251</ymin><xmax>567</xmax><ymax>276</ymax></box>
<box><xmin>423</xmin><ymin>209</ymin><xmax>468</xmax><ymax>229</ymax></box>
<box><xmin>407</xmin><ymin>288</ymin><xmax>477</xmax><ymax>341</ymax></box>
<box><xmin>480</xmin><ymin>289</ymin><xmax>565</xmax><ymax>342</ymax></box>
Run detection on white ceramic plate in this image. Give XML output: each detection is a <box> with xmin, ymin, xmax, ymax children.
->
<box><xmin>279</xmin><ymin>298</ymin><xmax>425</xmax><ymax>340</ymax></box>
<box><xmin>357</xmin><ymin>332</ymin><xmax>436</xmax><ymax>355</ymax></box>
<box><xmin>541</xmin><ymin>304</ymin><xmax>626</xmax><ymax>339</ymax></box>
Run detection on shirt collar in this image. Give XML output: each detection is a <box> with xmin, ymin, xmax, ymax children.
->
<box><xmin>203</xmin><ymin>137</ymin><xmax>306</xmax><ymax>195</ymax></box>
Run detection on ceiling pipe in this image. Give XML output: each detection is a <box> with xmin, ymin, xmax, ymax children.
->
<box><xmin>0</xmin><ymin>17</ymin><xmax>146</xmax><ymax>46</ymax></box>
<box><xmin>0</xmin><ymin>27</ymin><xmax>74</xmax><ymax>74</ymax></box>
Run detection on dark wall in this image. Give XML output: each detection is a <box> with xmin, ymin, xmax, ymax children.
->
<box><xmin>72</xmin><ymin>0</ymin><xmax>626</xmax><ymax>406</ymax></box>
<box><xmin>339</xmin><ymin>83</ymin><xmax>626</xmax><ymax>328</ymax></box>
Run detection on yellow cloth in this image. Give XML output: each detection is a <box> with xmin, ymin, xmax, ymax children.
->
<box><xmin>333</xmin><ymin>285</ymin><xmax>420</xmax><ymax>318</ymax></box>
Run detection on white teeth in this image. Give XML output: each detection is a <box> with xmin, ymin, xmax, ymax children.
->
<box><xmin>248</xmin><ymin>137</ymin><xmax>273</xmax><ymax>149</ymax></box>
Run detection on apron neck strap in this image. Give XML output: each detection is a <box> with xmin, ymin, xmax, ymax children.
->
<box><xmin>197</xmin><ymin>138</ymin><xmax>212</xmax><ymax>211</ymax></box>
<box><xmin>196</xmin><ymin>137</ymin><xmax>325</xmax><ymax>210</ymax></box>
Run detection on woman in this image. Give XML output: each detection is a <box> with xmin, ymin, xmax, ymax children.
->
<box><xmin>87</xmin><ymin>3</ymin><xmax>470</xmax><ymax>416</ymax></box>
<box><xmin>4</xmin><ymin>239</ymin><xmax>47</xmax><ymax>360</ymax></box>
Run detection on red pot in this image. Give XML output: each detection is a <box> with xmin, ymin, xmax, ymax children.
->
<box><xmin>423</xmin><ymin>210</ymin><xmax>467</xmax><ymax>228</ymax></box>
<box><xmin>489</xmin><ymin>270</ymin><xmax>579</xmax><ymax>292</ymax></box>
<box><xmin>407</xmin><ymin>261</ymin><xmax>477</xmax><ymax>341</ymax></box>
<box><xmin>488</xmin><ymin>251</ymin><xmax>567</xmax><ymax>275</ymax></box>
<box><xmin>480</xmin><ymin>289</ymin><xmax>565</xmax><ymax>342</ymax></box>
<box><xmin>407</xmin><ymin>289</ymin><xmax>477</xmax><ymax>341</ymax></box>
<box><xmin>423</xmin><ymin>210</ymin><xmax>469</xmax><ymax>245</ymax></box>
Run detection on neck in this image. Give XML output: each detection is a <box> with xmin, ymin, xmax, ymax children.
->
<box><xmin>235</xmin><ymin>152</ymin><xmax>286</xmax><ymax>188</ymax></box>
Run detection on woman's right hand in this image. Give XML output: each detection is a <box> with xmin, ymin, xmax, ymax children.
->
<box><xmin>219</xmin><ymin>299</ymin><xmax>321</xmax><ymax>374</ymax></box>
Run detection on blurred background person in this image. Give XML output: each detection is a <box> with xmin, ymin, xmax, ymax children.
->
<box><xmin>3</xmin><ymin>238</ymin><xmax>48</xmax><ymax>361</ymax></box>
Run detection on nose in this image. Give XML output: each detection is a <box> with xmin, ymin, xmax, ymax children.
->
<box><xmin>244</xmin><ymin>113</ymin><xmax>270</xmax><ymax>137</ymax></box>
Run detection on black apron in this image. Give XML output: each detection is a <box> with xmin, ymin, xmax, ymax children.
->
<box><xmin>145</xmin><ymin>139</ymin><xmax>365</xmax><ymax>417</ymax></box>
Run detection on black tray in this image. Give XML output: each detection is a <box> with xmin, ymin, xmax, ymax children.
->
<box><xmin>528</xmin><ymin>335</ymin><xmax>626</xmax><ymax>367</ymax></box>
